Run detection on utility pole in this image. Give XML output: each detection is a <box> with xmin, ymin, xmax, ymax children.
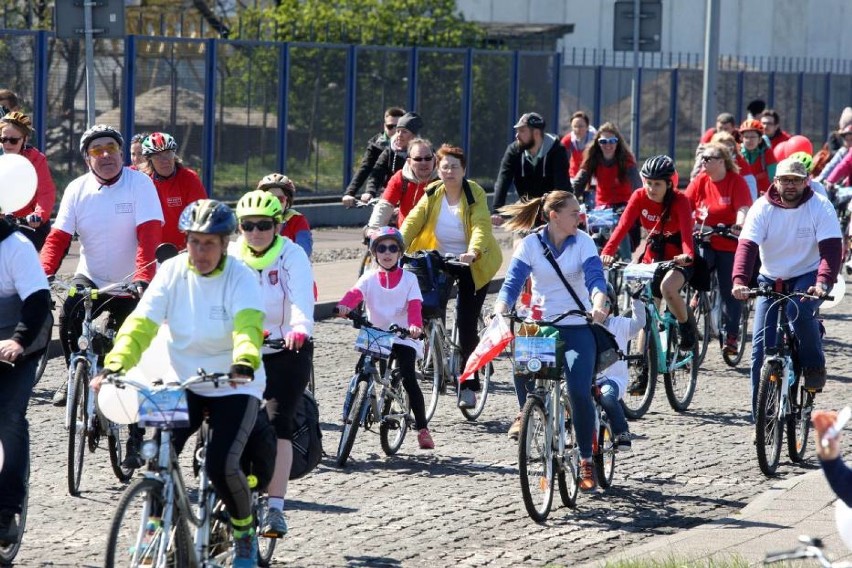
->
<box><xmin>701</xmin><ymin>0</ymin><xmax>720</xmax><ymax>130</ymax></box>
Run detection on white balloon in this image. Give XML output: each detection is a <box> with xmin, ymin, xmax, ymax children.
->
<box><xmin>97</xmin><ymin>382</ymin><xmax>140</xmax><ymax>425</ymax></box>
<box><xmin>0</xmin><ymin>153</ymin><xmax>37</xmax><ymax>214</ymax></box>
<box><xmin>821</xmin><ymin>276</ymin><xmax>846</xmax><ymax>310</ymax></box>
<box><xmin>836</xmin><ymin>499</ymin><xmax>852</xmax><ymax>551</ymax></box>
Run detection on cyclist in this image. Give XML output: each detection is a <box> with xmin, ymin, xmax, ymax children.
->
<box><xmin>128</xmin><ymin>132</ymin><xmax>148</xmax><ymax>170</ymax></box>
<box><xmin>732</xmin><ymin>158</ymin><xmax>842</xmax><ymax>419</ymax></box>
<box><xmin>684</xmin><ymin>141</ymin><xmax>752</xmax><ymax>355</ymax></box>
<box><xmin>600</xmin><ymin>155</ymin><xmax>697</xmax><ymax>391</ymax></box>
<box><xmin>94</xmin><ymin>199</ymin><xmax>266</xmax><ymax>567</ymax></box>
<box><xmin>815</xmin><ymin>125</ymin><xmax>852</xmax><ymax>183</ymax></box>
<box><xmin>335</xmin><ymin>227</ymin><xmax>435</xmax><ymax>450</ymax></box>
<box><xmin>760</xmin><ymin>109</ymin><xmax>791</xmax><ymax>150</ymax></box>
<box><xmin>0</xmin><ymin>215</ymin><xmax>52</xmax><ymax>547</ymax></box>
<box><xmin>342</xmin><ymin>106</ymin><xmax>405</xmax><ymax>207</ymax></box>
<box><xmin>560</xmin><ymin>111</ymin><xmax>597</xmax><ymax>180</ymax></box>
<box><xmin>40</xmin><ymin>124</ymin><xmax>163</xmax><ymax>407</ymax></box>
<box><xmin>788</xmin><ymin>151</ymin><xmax>828</xmax><ymax>198</ymax></box>
<box><xmin>367</xmin><ymin>137</ymin><xmax>437</xmax><ymax>231</ymax></box>
<box><xmin>400</xmin><ymin>145</ymin><xmax>502</xmax><ymax>410</ymax></box>
<box><xmin>739</xmin><ymin>119</ymin><xmax>777</xmax><ymax>199</ymax></box>
<box><xmin>494</xmin><ymin>191</ymin><xmax>609</xmax><ymax>490</ymax></box>
<box><xmin>232</xmin><ymin>189</ymin><xmax>315</xmax><ymax>538</ymax></box>
<box><xmin>691</xmin><ymin>130</ymin><xmax>756</xmax><ymax>198</ymax></box>
<box><xmin>365</xmin><ymin>112</ymin><xmax>423</xmax><ymax>201</ymax></box>
<box><xmin>139</xmin><ymin>132</ymin><xmax>207</xmax><ymax>250</ymax></box>
<box><xmin>0</xmin><ymin>111</ymin><xmax>56</xmax><ymax>251</ymax></box>
<box><xmin>256</xmin><ymin>173</ymin><xmax>313</xmax><ymax>257</ymax></box>
<box><xmin>571</xmin><ymin>122</ymin><xmax>641</xmax><ymax>209</ymax></box>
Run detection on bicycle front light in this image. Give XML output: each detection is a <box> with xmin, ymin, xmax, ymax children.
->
<box><xmin>140</xmin><ymin>439</ymin><xmax>159</xmax><ymax>461</ymax></box>
<box><xmin>77</xmin><ymin>335</ymin><xmax>90</xmax><ymax>350</ymax></box>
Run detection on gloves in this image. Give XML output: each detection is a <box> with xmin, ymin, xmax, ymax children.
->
<box><xmin>130</xmin><ymin>280</ymin><xmax>149</xmax><ymax>299</ymax></box>
<box><xmin>229</xmin><ymin>363</ymin><xmax>254</xmax><ymax>380</ymax></box>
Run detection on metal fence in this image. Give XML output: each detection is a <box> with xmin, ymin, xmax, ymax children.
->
<box><xmin>4</xmin><ymin>29</ymin><xmax>852</xmax><ymax>201</ymax></box>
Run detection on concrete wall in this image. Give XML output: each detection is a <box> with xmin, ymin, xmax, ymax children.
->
<box><xmin>456</xmin><ymin>0</ymin><xmax>851</xmax><ymax>61</ymax></box>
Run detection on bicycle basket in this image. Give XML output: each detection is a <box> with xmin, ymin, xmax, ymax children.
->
<box><xmin>354</xmin><ymin>327</ymin><xmax>394</xmax><ymax>359</ymax></box>
<box><xmin>138</xmin><ymin>388</ymin><xmax>190</xmax><ymax>429</ymax></box>
<box><xmin>514</xmin><ymin>325</ymin><xmax>564</xmax><ymax>378</ymax></box>
<box><xmin>402</xmin><ymin>250</ymin><xmax>450</xmax><ymax>318</ymax></box>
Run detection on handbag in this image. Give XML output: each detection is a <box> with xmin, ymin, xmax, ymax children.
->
<box><xmin>535</xmin><ymin>234</ymin><xmax>620</xmax><ymax>374</ymax></box>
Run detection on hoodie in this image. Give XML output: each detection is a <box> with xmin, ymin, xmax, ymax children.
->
<box><xmin>492</xmin><ymin>133</ymin><xmax>570</xmax><ymax>212</ymax></box>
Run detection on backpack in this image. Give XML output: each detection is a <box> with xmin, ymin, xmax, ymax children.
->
<box><xmin>240</xmin><ymin>405</ymin><xmax>277</xmax><ymax>491</ymax></box>
<box><xmin>401</xmin><ymin>249</ymin><xmax>450</xmax><ymax>319</ymax></box>
<box><xmin>289</xmin><ymin>389</ymin><xmax>323</xmax><ymax>480</ymax></box>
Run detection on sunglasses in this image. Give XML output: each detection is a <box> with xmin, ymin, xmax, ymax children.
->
<box><xmin>87</xmin><ymin>142</ymin><xmax>120</xmax><ymax>157</ymax></box>
<box><xmin>375</xmin><ymin>243</ymin><xmax>399</xmax><ymax>254</ymax></box>
<box><xmin>776</xmin><ymin>177</ymin><xmax>804</xmax><ymax>185</ymax></box>
<box><xmin>409</xmin><ymin>155</ymin><xmax>433</xmax><ymax>162</ymax></box>
<box><xmin>598</xmin><ymin>137</ymin><xmax>618</xmax><ymax>145</ymax></box>
<box><xmin>0</xmin><ymin>136</ymin><xmax>22</xmax><ymax>144</ymax></box>
<box><xmin>385</xmin><ymin>123</ymin><xmax>398</xmax><ymax>130</ymax></box>
<box><xmin>701</xmin><ymin>155</ymin><xmax>721</xmax><ymax>163</ymax></box>
<box><xmin>240</xmin><ymin>220</ymin><xmax>275</xmax><ymax>232</ymax></box>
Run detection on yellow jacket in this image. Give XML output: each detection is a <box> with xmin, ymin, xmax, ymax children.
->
<box><xmin>400</xmin><ymin>178</ymin><xmax>502</xmax><ymax>291</ymax></box>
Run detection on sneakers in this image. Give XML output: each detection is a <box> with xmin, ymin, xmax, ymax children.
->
<box><xmin>52</xmin><ymin>381</ymin><xmax>68</xmax><ymax>406</ymax></box>
<box><xmin>678</xmin><ymin>320</ymin><xmax>696</xmax><ymax>351</ymax></box>
<box><xmin>579</xmin><ymin>459</ymin><xmax>597</xmax><ymax>492</ymax></box>
<box><xmin>457</xmin><ymin>388</ymin><xmax>476</xmax><ymax>409</ymax></box>
<box><xmin>507</xmin><ymin>413</ymin><xmax>523</xmax><ymax>441</ymax></box>
<box><xmin>616</xmin><ymin>431</ymin><xmax>632</xmax><ymax>450</ymax></box>
<box><xmin>0</xmin><ymin>510</ymin><xmax>18</xmax><ymax>546</ymax></box>
<box><xmin>417</xmin><ymin>428</ymin><xmax>435</xmax><ymax>450</ymax></box>
<box><xmin>232</xmin><ymin>530</ymin><xmax>258</xmax><ymax>568</ymax></box>
<box><xmin>261</xmin><ymin>508</ymin><xmax>288</xmax><ymax>539</ymax></box>
<box><xmin>723</xmin><ymin>333</ymin><xmax>739</xmax><ymax>355</ymax></box>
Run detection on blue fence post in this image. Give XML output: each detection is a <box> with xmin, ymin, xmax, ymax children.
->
<box><xmin>509</xmin><ymin>51</ymin><xmax>520</xmax><ymax>142</ymax></box>
<box><xmin>122</xmin><ymin>35</ymin><xmax>136</xmax><ymax>166</ymax></box>
<box><xmin>551</xmin><ymin>51</ymin><xmax>561</xmax><ymax>135</ymax></box>
<box><xmin>202</xmin><ymin>38</ymin><xmax>217</xmax><ymax>196</ymax></box>
<box><xmin>669</xmin><ymin>68</ymin><xmax>678</xmax><ymax>161</ymax></box>
<box><xmin>408</xmin><ymin>47</ymin><xmax>418</xmax><ymax>111</ymax></box>
<box><xmin>593</xmin><ymin>65</ymin><xmax>602</xmax><ymax>129</ymax></box>
<box><xmin>34</xmin><ymin>30</ymin><xmax>48</xmax><ymax>155</ymax></box>
<box><xmin>343</xmin><ymin>44</ymin><xmax>357</xmax><ymax>189</ymax></box>
<box><xmin>631</xmin><ymin>67</ymin><xmax>642</xmax><ymax>158</ymax></box>
<box><xmin>277</xmin><ymin>42</ymin><xmax>289</xmax><ymax>175</ymax></box>
<box><xmin>767</xmin><ymin>71</ymin><xmax>776</xmax><ymax>109</ymax></box>
<box><xmin>461</xmin><ymin>47</ymin><xmax>473</xmax><ymax>155</ymax></box>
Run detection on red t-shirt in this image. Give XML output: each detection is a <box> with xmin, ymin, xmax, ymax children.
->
<box><xmin>593</xmin><ymin>158</ymin><xmax>636</xmax><ymax>207</ymax></box>
<box><xmin>381</xmin><ymin>169</ymin><xmax>430</xmax><ymax>227</ymax></box>
<box><xmin>684</xmin><ymin>171</ymin><xmax>752</xmax><ymax>252</ymax></box>
<box><xmin>152</xmin><ymin>166</ymin><xmax>207</xmax><ymax>248</ymax></box>
<box><xmin>601</xmin><ymin>188</ymin><xmax>695</xmax><ymax>263</ymax></box>
<box><xmin>560</xmin><ymin>133</ymin><xmax>586</xmax><ymax>179</ymax></box>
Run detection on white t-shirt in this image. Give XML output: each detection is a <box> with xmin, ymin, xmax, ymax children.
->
<box><xmin>0</xmin><ymin>232</ymin><xmax>49</xmax><ymax>301</ymax></box>
<box><xmin>131</xmin><ymin>253</ymin><xmax>266</xmax><ymax>400</ymax></box>
<box><xmin>355</xmin><ymin>268</ymin><xmax>423</xmax><ymax>356</ymax></box>
<box><xmin>596</xmin><ymin>298</ymin><xmax>646</xmax><ymax>399</ymax></box>
<box><xmin>740</xmin><ymin>192</ymin><xmax>842</xmax><ymax>280</ymax></box>
<box><xmin>54</xmin><ymin>168</ymin><xmax>164</xmax><ymax>287</ymax></box>
<box><xmin>434</xmin><ymin>197</ymin><xmax>467</xmax><ymax>256</ymax></box>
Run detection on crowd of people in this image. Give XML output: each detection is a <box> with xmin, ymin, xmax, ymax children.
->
<box><xmin>0</xmin><ymin>90</ymin><xmax>850</xmax><ymax>565</ymax></box>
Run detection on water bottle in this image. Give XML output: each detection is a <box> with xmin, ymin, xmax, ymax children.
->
<box><xmin>786</xmin><ymin>361</ymin><xmax>796</xmax><ymax>387</ymax></box>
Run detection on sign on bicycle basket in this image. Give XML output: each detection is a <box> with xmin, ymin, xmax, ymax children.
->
<box><xmin>623</xmin><ymin>262</ymin><xmax>659</xmax><ymax>283</ymax></box>
<box><xmin>514</xmin><ymin>336</ymin><xmax>557</xmax><ymax>373</ymax></box>
<box><xmin>138</xmin><ymin>389</ymin><xmax>189</xmax><ymax>428</ymax></box>
<box><xmin>354</xmin><ymin>328</ymin><xmax>394</xmax><ymax>358</ymax></box>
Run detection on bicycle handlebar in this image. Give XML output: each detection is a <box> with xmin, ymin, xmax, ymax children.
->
<box><xmin>104</xmin><ymin>369</ymin><xmax>249</xmax><ymax>393</ymax></box>
<box><xmin>694</xmin><ymin>223</ymin><xmax>738</xmax><ymax>241</ymax></box>
<box><xmin>51</xmin><ymin>279</ymin><xmax>136</xmax><ymax>298</ymax></box>
<box><xmin>333</xmin><ymin>308</ymin><xmax>420</xmax><ymax>339</ymax></box>
<box><xmin>506</xmin><ymin>309</ymin><xmax>590</xmax><ymax>326</ymax></box>
<box><xmin>745</xmin><ymin>286</ymin><xmax>833</xmax><ymax>302</ymax></box>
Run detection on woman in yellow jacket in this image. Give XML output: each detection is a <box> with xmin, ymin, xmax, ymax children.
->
<box><xmin>401</xmin><ymin>144</ymin><xmax>502</xmax><ymax>409</ymax></box>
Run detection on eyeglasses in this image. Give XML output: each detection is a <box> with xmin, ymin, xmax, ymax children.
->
<box><xmin>375</xmin><ymin>243</ymin><xmax>399</xmax><ymax>254</ymax></box>
<box><xmin>240</xmin><ymin>220</ymin><xmax>275</xmax><ymax>232</ymax></box>
<box><xmin>87</xmin><ymin>142</ymin><xmax>120</xmax><ymax>157</ymax></box>
<box><xmin>598</xmin><ymin>137</ymin><xmax>618</xmax><ymax>145</ymax></box>
<box><xmin>151</xmin><ymin>150</ymin><xmax>175</xmax><ymax>160</ymax></box>
<box><xmin>439</xmin><ymin>164</ymin><xmax>462</xmax><ymax>172</ymax></box>
<box><xmin>776</xmin><ymin>177</ymin><xmax>804</xmax><ymax>185</ymax></box>
<box><xmin>409</xmin><ymin>155</ymin><xmax>433</xmax><ymax>162</ymax></box>
<box><xmin>385</xmin><ymin>123</ymin><xmax>398</xmax><ymax>130</ymax></box>
<box><xmin>0</xmin><ymin>136</ymin><xmax>21</xmax><ymax>144</ymax></box>
<box><xmin>701</xmin><ymin>155</ymin><xmax>722</xmax><ymax>163</ymax></box>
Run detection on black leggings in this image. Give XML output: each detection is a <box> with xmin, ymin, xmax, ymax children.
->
<box><xmin>445</xmin><ymin>264</ymin><xmax>488</xmax><ymax>391</ymax></box>
<box><xmin>391</xmin><ymin>344</ymin><xmax>428</xmax><ymax>430</ymax></box>
<box><xmin>262</xmin><ymin>342</ymin><xmax>313</xmax><ymax>439</ymax></box>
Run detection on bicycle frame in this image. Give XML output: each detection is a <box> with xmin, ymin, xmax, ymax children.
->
<box><xmin>759</xmin><ymin>295</ymin><xmax>798</xmax><ymax>423</ymax></box>
<box><xmin>346</xmin><ymin>353</ymin><xmax>406</xmax><ymax>429</ymax></box>
<box><xmin>641</xmin><ymin>286</ymin><xmax>692</xmax><ymax>374</ymax></box>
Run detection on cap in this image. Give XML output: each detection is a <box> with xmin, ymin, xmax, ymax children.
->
<box><xmin>396</xmin><ymin>112</ymin><xmax>423</xmax><ymax>135</ymax></box>
<box><xmin>513</xmin><ymin>112</ymin><xmax>546</xmax><ymax>130</ymax></box>
<box><xmin>775</xmin><ymin>158</ymin><xmax>808</xmax><ymax>179</ymax></box>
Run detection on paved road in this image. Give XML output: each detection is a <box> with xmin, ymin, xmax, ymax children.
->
<box><xmin>18</xmin><ymin>272</ymin><xmax>852</xmax><ymax>567</ymax></box>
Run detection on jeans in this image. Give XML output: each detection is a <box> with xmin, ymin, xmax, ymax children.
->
<box><xmin>598</xmin><ymin>378</ymin><xmax>629</xmax><ymax>436</ymax></box>
<box><xmin>750</xmin><ymin>271</ymin><xmax>824</xmax><ymax>418</ymax></box>
<box><xmin>698</xmin><ymin>245</ymin><xmax>742</xmax><ymax>337</ymax></box>
<box><xmin>0</xmin><ymin>357</ymin><xmax>36</xmax><ymax>513</ymax></box>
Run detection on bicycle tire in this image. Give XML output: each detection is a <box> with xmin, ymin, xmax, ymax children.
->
<box><xmin>621</xmin><ymin>317</ymin><xmax>658</xmax><ymax>420</ymax></box>
<box><xmin>336</xmin><ymin>379</ymin><xmax>368</xmax><ymax>468</ymax></box>
<box><xmin>379</xmin><ymin>374</ymin><xmax>410</xmax><ymax>456</ymax></box>
<box><xmin>756</xmin><ymin>362</ymin><xmax>784</xmax><ymax>476</ymax></box>
<box><xmin>0</xmin><ymin>458</ymin><xmax>28</xmax><ymax>565</ymax></box>
<box><xmin>459</xmin><ymin>313</ymin><xmax>498</xmax><ymax>421</ymax></box>
<box><xmin>556</xmin><ymin>427</ymin><xmax>579</xmax><ymax>509</ymax></box>
<box><xmin>67</xmin><ymin>360</ymin><xmax>88</xmax><ymax>496</ymax></box>
<box><xmin>33</xmin><ymin>344</ymin><xmax>50</xmax><ymax>386</ymax></box>
<box><xmin>594</xmin><ymin>419</ymin><xmax>616</xmax><ymax>489</ymax></box>
<box><xmin>786</xmin><ymin>385</ymin><xmax>814</xmax><ymax>463</ymax></box>
<box><xmin>419</xmin><ymin>324</ymin><xmax>442</xmax><ymax>423</ymax></box>
<box><xmin>255</xmin><ymin>493</ymin><xmax>276</xmax><ymax>567</ymax></box>
<box><xmin>107</xmin><ymin>425</ymin><xmax>135</xmax><ymax>483</ymax></box>
<box><xmin>663</xmin><ymin>323</ymin><xmax>698</xmax><ymax>412</ymax></box>
<box><xmin>517</xmin><ymin>397</ymin><xmax>554</xmax><ymax>522</ymax></box>
<box><xmin>722</xmin><ymin>304</ymin><xmax>750</xmax><ymax>367</ymax></box>
<box><xmin>308</xmin><ymin>358</ymin><xmax>316</xmax><ymax>395</ymax></box>
<box><xmin>356</xmin><ymin>247</ymin><xmax>373</xmax><ymax>278</ymax></box>
<box><xmin>691</xmin><ymin>289</ymin><xmax>711</xmax><ymax>368</ymax></box>
<box><xmin>104</xmin><ymin>477</ymin><xmax>192</xmax><ymax>568</ymax></box>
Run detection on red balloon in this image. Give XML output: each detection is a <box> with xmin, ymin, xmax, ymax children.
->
<box><xmin>773</xmin><ymin>140</ymin><xmax>790</xmax><ymax>161</ymax></box>
<box><xmin>786</xmin><ymin>135</ymin><xmax>813</xmax><ymax>157</ymax></box>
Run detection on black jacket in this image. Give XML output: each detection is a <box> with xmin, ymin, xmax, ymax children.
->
<box><xmin>492</xmin><ymin>133</ymin><xmax>570</xmax><ymax>212</ymax></box>
<box><xmin>366</xmin><ymin>146</ymin><xmax>408</xmax><ymax>198</ymax></box>
<box><xmin>344</xmin><ymin>132</ymin><xmax>391</xmax><ymax>197</ymax></box>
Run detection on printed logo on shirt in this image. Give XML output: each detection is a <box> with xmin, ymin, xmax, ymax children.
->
<box><xmin>796</xmin><ymin>227</ymin><xmax>812</xmax><ymax>239</ymax></box>
<box><xmin>115</xmin><ymin>203</ymin><xmax>133</xmax><ymax>214</ymax></box>
<box><xmin>209</xmin><ymin>306</ymin><xmax>229</xmax><ymax>320</ymax></box>
<box><xmin>167</xmin><ymin>196</ymin><xmax>183</xmax><ymax>208</ymax></box>
<box><xmin>719</xmin><ymin>196</ymin><xmax>731</xmax><ymax>205</ymax></box>
<box><xmin>641</xmin><ymin>209</ymin><xmax>659</xmax><ymax>222</ymax></box>
<box><xmin>268</xmin><ymin>270</ymin><xmax>279</xmax><ymax>286</ymax></box>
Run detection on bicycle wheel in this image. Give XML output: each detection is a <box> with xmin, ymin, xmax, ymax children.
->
<box><xmin>254</xmin><ymin>494</ymin><xmax>276</xmax><ymax>567</ymax></box>
<box><xmin>308</xmin><ymin>358</ymin><xmax>316</xmax><ymax>395</ymax></box>
<box><xmin>594</xmin><ymin>419</ymin><xmax>616</xmax><ymax>489</ymax></box>
<box><xmin>663</xmin><ymin>323</ymin><xmax>698</xmax><ymax>412</ymax></box>
<box><xmin>0</xmin><ymin>458</ymin><xmax>28</xmax><ymax>565</ymax></box>
<box><xmin>723</xmin><ymin>303</ymin><xmax>750</xmax><ymax>367</ymax></box>
<box><xmin>621</xmin><ymin>321</ymin><xmax>658</xmax><ymax>420</ymax></box>
<box><xmin>690</xmin><ymin>289</ymin><xmax>711</xmax><ymax>368</ymax></box>
<box><xmin>107</xmin><ymin>424</ymin><xmax>135</xmax><ymax>483</ymax></box>
<box><xmin>336</xmin><ymin>378</ymin><xmax>368</xmax><ymax>468</ymax></box>
<box><xmin>33</xmin><ymin>344</ymin><xmax>50</xmax><ymax>387</ymax></box>
<box><xmin>557</xmin><ymin>417</ymin><xmax>579</xmax><ymax>509</ymax></box>
<box><xmin>104</xmin><ymin>477</ymin><xmax>192</xmax><ymax>568</ymax></box>
<box><xmin>356</xmin><ymin>247</ymin><xmax>373</xmax><ymax>278</ymax></box>
<box><xmin>67</xmin><ymin>361</ymin><xmax>88</xmax><ymax>496</ymax></box>
<box><xmin>419</xmin><ymin>324</ymin><xmax>442</xmax><ymax>422</ymax></box>
<box><xmin>379</xmin><ymin>377</ymin><xmax>411</xmax><ymax>456</ymax></box>
<box><xmin>755</xmin><ymin>362</ymin><xmax>784</xmax><ymax>476</ymax></box>
<box><xmin>460</xmin><ymin>316</ymin><xmax>493</xmax><ymax>421</ymax></box>
<box><xmin>517</xmin><ymin>398</ymin><xmax>553</xmax><ymax>522</ymax></box>
<box><xmin>786</xmin><ymin>384</ymin><xmax>814</xmax><ymax>463</ymax></box>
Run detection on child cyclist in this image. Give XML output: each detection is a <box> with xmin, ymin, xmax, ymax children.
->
<box><xmin>335</xmin><ymin>227</ymin><xmax>435</xmax><ymax>450</ymax></box>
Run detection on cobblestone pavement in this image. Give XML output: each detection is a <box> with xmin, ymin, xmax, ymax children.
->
<box><xmin>17</xmin><ymin>289</ymin><xmax>852</xmax><ymax>567</ymax></box>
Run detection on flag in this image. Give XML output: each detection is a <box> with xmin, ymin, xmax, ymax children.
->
<box><xmin>459</xmin><ymin>314</ymin><xmax>513</xmax><ymax>384</ymax></box>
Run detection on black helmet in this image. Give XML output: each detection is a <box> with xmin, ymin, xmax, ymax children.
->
<box><xmin>178</xmin><ymin>199</ymin><xmax>236</xmax><ymax>235</ymax></box>
<box><xmin>79</xmin><ymin>124</ymin><xmax>124</xmax><ymax>155</ymax></box>
<box><xmin>640</xmin><ymin>155</ymin><xmax>676</xmax><ymax>180</ymax></box>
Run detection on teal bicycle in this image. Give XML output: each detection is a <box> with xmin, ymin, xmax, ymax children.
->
<box><xmin>619</xmin><ymin>261</ymin><xmax>700</xmax><ymax>419</ymax></box>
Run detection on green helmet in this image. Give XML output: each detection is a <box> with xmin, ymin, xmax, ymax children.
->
<box><xmin>789</xmin><ymin>151</ymin><xmax>814</xmax><ymax>174</ymax></box>
<box><xmin>236</xmin><ymin>189</ymin><xmax>283</xmax><ymax>222</ymax></box>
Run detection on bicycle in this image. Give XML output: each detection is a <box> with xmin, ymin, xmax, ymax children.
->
<box><xmin>764</xmin><ymin>535</ymin><xmax>852</xmax><ymax>567</ymax></box>
<box><xmin>335</xmin><ymin>311</ymin><xmax>415</xmax><ymax>468</ymax></box>
<box><xmin>747</xmin><ymin>284</ymin><xmax>826</xmax><ymax>476</ymax></box>
<box><xmin>100</xmin><ymin>370</ymin><xmax>275</xmax><ymax>567</ymax></box>
<box><xmin>51</xmin><ymin>279</ymin><xmax>137</xmax><ymax>496</ymax></box>
<box><xmin>508</xmin><ymin>310</ymin><xmax>617</xmax><ymax>522</ymax></box>
<box><xmin>619</xmin><ymin>261</ymin><xmax>699</xmax><ymax>419</ymax></box>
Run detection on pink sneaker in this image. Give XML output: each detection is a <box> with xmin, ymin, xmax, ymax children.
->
<box><xmin>417</xmin><ymin>428</ymin><xmax>435</xmax><ymax>450</ymax></box>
